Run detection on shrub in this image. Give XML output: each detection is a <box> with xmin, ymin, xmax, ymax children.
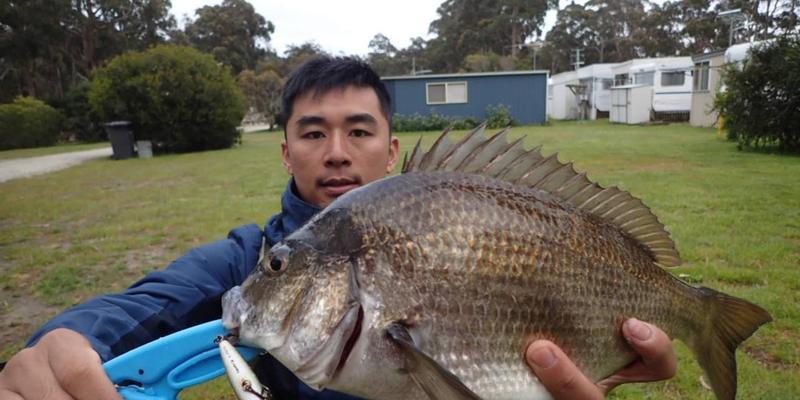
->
<box><xmin>715</xmin><ymin>37</ymin><xmax>800</xmax><ymax>152</ymax></box>
<box><xmin>451</xmin><ymin>116</ymin><xmax>481</xmax><ymax>130</ymax></box>
<box><xmin>51</xmin><ymin>81</ymin><xmax>106</xmax><ymax>142</ymax></box>
<box><xmin>89</xmin><ymin>45</ymin><xmax>245</xmax><ymax>153</ymax></box>
<box><xmin>391</xmin><ymin>110</ymin><xmax>508</xmax><ymax>133</ymax></box>
<box><xmin>391</xmin><ymin>113</ymin><xmax>474</xmax><ymax>132</ymax></box>
<box><xmin>485</xmin><ymin>104</ymin><xmax>516</xmax><ymax>129</ymax></box>
<box><xmin>0</xmin><ymin>97</ymin><xmax>63</xmax><ymax>150</ymax></box>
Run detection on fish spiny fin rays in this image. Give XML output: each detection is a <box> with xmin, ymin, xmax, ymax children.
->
<box><xmin>401</xmin><ymin>126</ymin><xmax>681</xmax><ymax>268</ymax></box>
<box><xmin>387</xmin><ymin>323</ymin><xmax>483</xmax><ymax>400</ymax></box>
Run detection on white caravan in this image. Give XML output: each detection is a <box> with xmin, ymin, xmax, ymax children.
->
<box><xmin>611</xmin><ymin>57</ymin><xmax>693</xmax><ymax>121</ymax></box>
<box><xmin>548</xmin><ymin>63</ymin><xmax>617</xmax><ymax>120</ymax></box>
<box><xmin>548</xmin><ymin>70</ymin><xmax>579</xmax><ymax>120</ymax></box>
<box><xmin>576</xmin><ymin>63</ymin><xmax>617</xmax><ymax>119</ymax></box>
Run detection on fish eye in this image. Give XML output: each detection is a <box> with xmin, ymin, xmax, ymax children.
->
<box><xmin>269</xmin><ymin>257</ymin><xmax>283</xmax><ymax>272</ymax></box>
<box><xmin>264</xmin><ymin>243</ymin><xmax>292</xmax><ymax>274</ymax></box>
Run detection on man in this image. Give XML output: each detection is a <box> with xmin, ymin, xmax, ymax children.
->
<box><xmin>0</xmin><ymin>57</ymin><xmax>676</xmax><ymax>399</ymax></box>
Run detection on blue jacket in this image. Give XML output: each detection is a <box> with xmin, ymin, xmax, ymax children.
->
<box><xmin>28</xmin><ymin>179</ymin><xmax>361</xmax><ymax>400</ymax></box>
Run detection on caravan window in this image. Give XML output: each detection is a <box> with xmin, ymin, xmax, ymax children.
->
<box><xmin>614</xmin><ymin>73</ymin><xmax>629</xmax><ymax>86</ymax></box>
<box><xmin>634</xmin><ymin>71</ymin><xmax>654</xmax><ymax>86</ymax></box>
<box><xmin>661</xmin><ymin>71</ymin><xmax>686</xmax><ymax>87</ymax></box>
<box><xmin>426</xmin><ymin>82</ymin><xmax>468</xmax><ymax>104</ymax></box>
<box><xmin>602</xmin><ymin>79</ymin><xmax>613</xmax><ymax>89</ymax></box>
<box><xmin>693</xmin><ymin>62</ymin><xmax>710</xmax><ymax>91</ymax></box>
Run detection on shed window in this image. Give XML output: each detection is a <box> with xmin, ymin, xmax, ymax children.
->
<box><xmin>693</xmin><ymin>61</ymin><xmax>710</xmax><ymax>91</ymax></box>
<box><xmin>661</xmin><ymin>71</ymin><xmax>686</xmax><ymax>87</ymax></box>
<box><xmin>426</xmin><ymin>82</ymin><xmax>468</xmax><ymax>104</ymax></box>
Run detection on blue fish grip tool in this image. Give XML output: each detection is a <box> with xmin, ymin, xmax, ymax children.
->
<box><xmin>103</xmin><ymin>319</ymin><xmax>262</xmax><ymax>400</ymax></box>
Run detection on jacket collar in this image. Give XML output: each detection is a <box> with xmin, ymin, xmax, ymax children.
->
<box><xmin>264</xmin><ymin>178</ymin><xmax>321</xmax><ymax>246</ymax></box>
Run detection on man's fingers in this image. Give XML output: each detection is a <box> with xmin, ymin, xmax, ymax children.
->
<box><xmin>598</xmin><ymin>318</ymin><xmax>677</xmax><ymax>391</ymax></box>
<box><xmin>525</xmin><ymin>340</ymin><xmax>603</xmax><ymax>400</ymax></box>
<box><xmin>0</xmin><ymin>389</ymin><xmax>24</xmax><ymax>400</ymax></box>
<box><xmin>620</xmin><ymin>318</ymin><xmax>677</xmax><ymax>380</ymax></box>
<box><xmin>0</xmin><ymin>347</ymin><xmax>74</xmax><ymax>400</ymax></box>
<box><xmin>45</xmin><ymin>330</ymin><xmax>122</xmax><ymax>400</ymax></box>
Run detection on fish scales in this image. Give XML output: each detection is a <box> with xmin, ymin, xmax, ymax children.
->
<box><xmin>340</xmin><ymin>171</ymin><xmax>699</xmax><ymax>397</ymax></box>
<box><xmin>223</xmin><ymin>126</ymin><xmax>770</xmax><ymax>400</ymax></box>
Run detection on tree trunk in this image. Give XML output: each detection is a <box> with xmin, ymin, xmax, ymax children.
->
<box><xmin>78</xmin><ymin>0</ymin><xmax>98</xmax><ymax>74</ymax></box>
<box><xmin>511</xmin><ymin>5</ymin><xmax>519</xmax><ymax>58</ymax></box>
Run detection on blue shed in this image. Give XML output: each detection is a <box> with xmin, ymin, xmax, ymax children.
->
<box><xmin>381</xmin><ymin>71</ymin><xmax>549</xmax><ymax>125</ymax></box>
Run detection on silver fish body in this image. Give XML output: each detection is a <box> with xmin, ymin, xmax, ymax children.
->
<box><xmin>223</xmin><ymin>127</ymin><xmax>770</xmax><ymax>400</ymax></box>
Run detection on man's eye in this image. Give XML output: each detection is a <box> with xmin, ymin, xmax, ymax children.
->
<box><xmin>303</xmin><ymin>131</ymin><xmax>324</xmax><ymax>139</ymax></box>
<box><xmin>351</xmin><ymin>129</ymin><xmax>371</xmax><ymax>138</ymax></box>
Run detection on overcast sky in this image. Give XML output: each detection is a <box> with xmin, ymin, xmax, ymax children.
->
<box><xmin>169</xmin><ymin>0</ymin><xmax>579</xmax><ymax>56</ymax></box>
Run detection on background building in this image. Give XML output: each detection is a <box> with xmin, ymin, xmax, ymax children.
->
<box><xmin>382</xmin><ymin>71</ymin><xmax>549</xmax><ymax>125</ymax></box>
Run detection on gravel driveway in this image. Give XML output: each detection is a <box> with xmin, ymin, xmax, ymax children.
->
<box><xmin>0</xmin><ymin>147</ymin><xmax>113</xmax><ymax>183</ymax></box>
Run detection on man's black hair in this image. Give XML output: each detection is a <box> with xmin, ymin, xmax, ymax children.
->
<box><xmin>277</xmin><ymin>56</ymin><xmax>392</xmax><ymax>133</ymax></box>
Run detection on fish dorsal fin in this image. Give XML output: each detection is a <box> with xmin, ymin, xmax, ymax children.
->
<box><xmin>401</xmin><ymin>127</ymin><xmax>681</xmax><ymax>268</ymax></box>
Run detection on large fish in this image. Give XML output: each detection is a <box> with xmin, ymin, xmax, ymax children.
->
<box><xmin>222</xmin><ymin>125</ymin><xmax>771</xmax><ymax>400</ymax></box>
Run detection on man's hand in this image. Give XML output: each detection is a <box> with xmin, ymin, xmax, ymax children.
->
<box><xmin>0</xmin><ymin>328</ymin><xmax>121</xmax><ymax>400</ymax></box>
<box><xmin>525</xmin><ymin>318</ymin><xmax>677</xmax><ymax>400</ymax></box>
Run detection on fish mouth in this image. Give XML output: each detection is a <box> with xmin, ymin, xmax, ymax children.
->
<box><xmin>294</xmin><ymin>303</ymin><xmax>364</xmax><ymax>388</ymax></box>
<box><xmin>221</xmin><ymin>286</ymin><xmax>246</xmax><ymax>333</ymax></box>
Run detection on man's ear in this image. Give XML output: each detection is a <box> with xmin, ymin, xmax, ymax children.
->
<box><xmin>281</xmin><ymin>141</ymin><xmax>293</xmax><ymax>175</ymax></box>
<box><xmin>386</xmin><ymin>136</ymin><xmax>400</xmax><ymax>174</ymax></box>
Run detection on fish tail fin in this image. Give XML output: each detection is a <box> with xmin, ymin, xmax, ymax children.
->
<box><xmin>687</xmin><ymin>287</ymin><xmax>771</xmax><ymax>400</ymax></box>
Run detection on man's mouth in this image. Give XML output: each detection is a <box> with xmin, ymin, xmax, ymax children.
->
<box><xmin>318</xmin><ymin>177</ymin><xmax>361</xmax><ymax>197</ymax></box>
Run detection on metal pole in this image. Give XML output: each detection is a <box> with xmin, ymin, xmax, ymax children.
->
<box><xmin>729</xmin><ymin>20</ymin><xmax>734</xmax><ymax>46</ymax></box>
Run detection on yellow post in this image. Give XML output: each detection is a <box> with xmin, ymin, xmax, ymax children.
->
<box><xmin>717</xmin><ymin>115</ymin><xmax>725</xmax><ymax>139</ymax></box>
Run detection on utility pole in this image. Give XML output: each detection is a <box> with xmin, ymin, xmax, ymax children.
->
<box><xmin>571</xmin><ymin>48</ymin><xmax>584</xmax><ymax>70</ymax></box>
<box><xmin>720</xmin><ymin>9</ymin><xmax>745</xmax><ymax>46</ymax></box>
<box><xmin>510</xmin><ymin>41</ymin><xmax>544</xmax><ymax>70</ymax></box>
<box><xmin>530</xmin><ymin>41</ymin><xmax>544</xmax><ymax>70</ymax></box>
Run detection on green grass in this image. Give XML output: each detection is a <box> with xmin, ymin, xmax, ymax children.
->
<box><xmin>0</xmin><ymin>141</ymin><xmax>110</xmax><ymax>160</ymax></box>
<box><xmin>1</xmin><ymin>122</ymin><xmax>798</xmax><ymax>399</ymax></box>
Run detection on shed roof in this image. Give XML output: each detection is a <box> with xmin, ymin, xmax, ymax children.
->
<box><xmin>382</xmin><ymin>70</ymin><xmax>548</xmax><ymax>81</ymax></box>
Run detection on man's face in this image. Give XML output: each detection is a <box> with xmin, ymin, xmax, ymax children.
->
<box><xmin>282</xmin><ymin>85</ymin><xmax>400</xmax><ymax>208</ymax></box>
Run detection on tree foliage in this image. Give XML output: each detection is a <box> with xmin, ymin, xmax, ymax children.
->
<box><xmin>281</xmin><ymin>42</ymin><xmax>330</xmax><ymax>74</ymax></box>
<box><xmin>51</xmin><ymin>81</ymin><xmax>106</xmax><ymax>142</ymax></box>
<box><xmin>367</xmin><ymin>34</ymin><xmax>405</xmax><ymax>76</ymax></box>
<box><xmin>426</xmin><ymin>0</ymin><xmax>557</xmax><ymax>71</ymax></box>
<box><xmin>0</xmin><ymin>0</ymin><xmax>175</xmax><ymax>102</ymax></box>
<box><xmin>237</xmin><ymin>69</ymin><xmax>283</xmax><ymax>126</ymax></box>
<box><xmin>715</xmin><ymin>37</ymin><xmax>800</xmax><ymax>152</ymax></box>
<box><xmin>540</xmin><ymin>0</ymin><xmax>800</xmax><ymax>73</ymax></box>
<box><xmin>3</xmin><ymin>0</ymin><xmax>799</xmax><ymax>150</ymax></box>
<box><xmin>88</xmin><ymin>45</ymin><xmax>245</xmax><ymax>153</ymax></box>
<box><xmin>184</xmin><ymin>0</ymin><xmax>274</xmax><ymax>74</ymax></box>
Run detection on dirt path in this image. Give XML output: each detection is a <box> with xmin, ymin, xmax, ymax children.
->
<box><xmin>0</xmin><ymin>147</ymin><xmax>113</xmax><ymax>183</ymax></box>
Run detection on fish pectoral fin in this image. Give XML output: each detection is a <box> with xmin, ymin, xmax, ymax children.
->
<box><xmin>386</xmin><ymin>323</ymin><xmax>482</xmax><ymax>400</ymax></box>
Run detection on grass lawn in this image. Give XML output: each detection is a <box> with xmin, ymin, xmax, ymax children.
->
<box><xmin>0</xmin><ymin>141</ymin><xmax>110</xmax><ymax>161</ymax></box>
<box><xmin>1</xmin><ymin>120</ymin><xmax>797</xmax><ymax>399</ymax></box>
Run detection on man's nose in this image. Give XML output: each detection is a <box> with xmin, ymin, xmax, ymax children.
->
<box><xmin>323</xmin><ymin>132</ymin><xmax>352</xmax><ymax>168</ymax></box>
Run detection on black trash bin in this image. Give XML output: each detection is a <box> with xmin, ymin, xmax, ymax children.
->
<box><xmin>104</xmin><ymin>121</ymin><xmax>134</xmax><ymax>160</ymax></box>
